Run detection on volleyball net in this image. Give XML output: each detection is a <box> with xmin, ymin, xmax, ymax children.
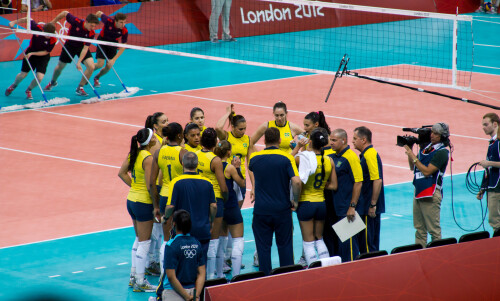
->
<box><xmin>9</xmin><ymin>0</ymin><xmax>474</xmax><ymax>90</ymax></box>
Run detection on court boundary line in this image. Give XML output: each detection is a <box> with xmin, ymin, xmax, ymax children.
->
<box><xmin>0</xmin><ymin>170</ymin><xmax>470</xmax><ymax>251</ymax></box>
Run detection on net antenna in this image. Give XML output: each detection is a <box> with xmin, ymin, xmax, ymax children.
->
<box><xmin>325</xmin><ymin>54</ymin><xmax>349</xmax><ymax>103</ymax></box>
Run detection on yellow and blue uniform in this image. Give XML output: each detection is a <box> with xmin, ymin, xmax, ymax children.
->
<box><xmin>158</xmin><ymin>144</ymin><xmax>184</xmax><ymax>213</ymax></box>
<box><xmin>156</xmin><ymin>234</ymin><xmax>204</xmax><ymax>299</ymax></box>
<box><xmin>184</xmin><ymin>143</ymin><xmax>202</xmax><ymax>153</ymax></box>
<box><xmin>196</xmin><ymin>149</ymin><xmax>224</xmax><ymax>217</ymax></box>
<box><xmin>154</xmin><ymin>133</ymin><xmax>163</xmax><ymax>145</ymax></box>
<box><xmin>126</xmin><ymin>150</ymin><xmax>154</xmax><ymax>222</ymax></box>
<box><xmin>357</xmin><ymin>145</ymin><xmax>385</xmax><ymax>253</ymax></box>
<box><xmin>328</xmin><ymin>145</ymin><xmax>363</xmax><ymax>262</ymax></box>
<box><xmin>297</xmin><ymin>154</ymin><xmax>332</xmax><ymax>221</ymax></box>
<box><xmin>222</xmin><ymin>162</ymin><xmax>243</xmax><ymax>225</ymax></box>
<box><xmin>268</xmin><ymin>120</ymin><xmax>293</xmax><ymax>153</ymax></box>
<box><xmin>248</xmin><ymin>146</ymin><xmax>298</xmax><ymax>275</ymax></box>
<box><xmin>200</xmin><ymin>125</ymin><xmax>206</xmax><ymax>135</ymax></box>
<box><xmin>167</xmin><ymin>172</ymin><xmax>216</xmax><ymax>245</ymax></box>
<box><xmin>227</xmin><ymin>132</ymin><xmax>249</xmax><ymax>199</ymax></box>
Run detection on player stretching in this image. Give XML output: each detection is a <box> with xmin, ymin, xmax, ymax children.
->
<box><xmin>5</xmin><ymin>18</ymin><xmax>56</xmax><ymax>99</ymax></box>
<box><xmin>44</xmin><ymin>11</ymin><xmax>100</xmax><ymax>96</ymax></box>
<box><xmin>93</xmin><ymin>12</ymin><xmax>128</xmax><ymax>88</ymax></box>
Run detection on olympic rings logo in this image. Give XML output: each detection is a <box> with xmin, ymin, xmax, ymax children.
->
<box><xmin>184</xmin><ymin>249</ymin><xmax>197</xmax><ymax>258</ymax></box>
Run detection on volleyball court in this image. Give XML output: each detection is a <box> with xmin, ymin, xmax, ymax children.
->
<box><xmin>0</xmin><ymin>0</ymin><xmax>499</xmax><ymax>300</ymax></box>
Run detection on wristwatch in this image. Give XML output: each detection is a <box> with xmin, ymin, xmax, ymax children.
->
<box><xmin>413</xmin><ymin>158</ymin><xmax>418</xmax><ymax>164</ymax></box>
<box><xmin>349</xmin><ymin>202</ymin><xmax>356</xmax><ymax>208</ymax></box>
<box><xmin>369</xmin><ymin>203</ymin><xmax>377</xmax><ymax>208</ymax></box>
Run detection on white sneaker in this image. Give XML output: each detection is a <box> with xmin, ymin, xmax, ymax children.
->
<box><xmin>297</xmin><ymin>255</ymin><xmax>307</xmax><ymax>267</ymax></box>
<box><xmin>253</xmin><ymin>252</ymin><xmax>259</xmax><ymax>267</ymax></box>
<box><xmin>133</xmin><ymin>278</ymin><xmax>157</xmax><ymax>292</ymax></box>
<box><xmin>128</xmin><ymin>275</ymin><xmax>136</xmax><ymax>287</ymax></box>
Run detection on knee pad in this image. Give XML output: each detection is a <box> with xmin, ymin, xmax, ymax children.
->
<box><xmin>136</xmin><ymin>240</ymin><xmax>151</xmax><ymax>260</ymax></box>
<box><xmin>232</xmin><ymin>237</ymin><xmax>244</xmax><ymax>257</ymax></box>
<box><xmin>208</xmin><ymin>239</ymin><xmax>219</xmax><ymax>258</ymax></box>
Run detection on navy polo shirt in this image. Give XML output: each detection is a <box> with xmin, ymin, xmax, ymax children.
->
<box><xmin>329</xmin><ymin>146</ymin><xmax>363</xmax><ymax>216</ymax></box>
<box><xmin>359</xmin><ymin>145</ymin><xmax>385</xmax><ymax>215</ymax></box>
<box><xmin>161</xmin><ymin>234</ymin><xmax>204</xmax><ymax>290</ymax></box>
<box><xmin>167</xmin><ymin>172</ymin><xmax>215</xmax><ymax>241</ymax></box>
<box><xmin>248</xmin><ymin>146</ymin><xmax>298</xmax><ymax>215</ymax></box>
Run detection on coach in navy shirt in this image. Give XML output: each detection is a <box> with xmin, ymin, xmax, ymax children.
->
<box><xmin>249</xmin><ymin>127</ymin><xmax>301</xmax><ymax>275</ymax></box>
<box><xmin>157</xmin><ymin>210</ymin><xmax>205</xmax><ymax>301</ymax></box>
<box><xmin>165</xmin><ymin>152</ymin><xmax>217</xmax><ymax>261</ymax></box>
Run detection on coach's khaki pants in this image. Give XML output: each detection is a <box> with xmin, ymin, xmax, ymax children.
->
<box><xmin>488</xmin><ymin>191</ymin><xmax>500</xmax><ymax>231</ymax></box>
<box><xmin>413</xmin><ymin>190</ymin><xmax>442</xmax><ymax>248</ymax></box>
<box><xmin>209</xmin><ymin>0</ymin><xmax>233</xmax><ymax>39</ymax></box>
<box><xmin>162</xmin><ymin>288</ymin><xmax>195</xmax><ymax>301</ymax></box>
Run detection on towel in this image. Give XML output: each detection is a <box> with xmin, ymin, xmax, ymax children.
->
<box><xmin>320</xmin><ymin>256</ymin><xmax>342</xmax><ymax>267</ymax></box>
<box><xmin>296</xmin><ymin>151</ymin><xmax>317</xmax><ymax>184</ymax></box>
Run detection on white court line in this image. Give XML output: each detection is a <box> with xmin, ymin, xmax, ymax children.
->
<box><xmin>48</xmin><ymin>275</ymin><xmax>61</xmax><ymax>278</ymax></box>
<box><xmin>32</xmin><ymin>109</ymin><xmax>142</xmax><ymax>128</ymax></box>
<box><xmin>381</xmin><ymin>217</ymin><xmax>390</xmax><ymax>220</ymax></box>
<box><xmin>245</xmin><ymin>240</ymin><xmax>255</xmax><ymax>243</ymax></box>
<box><xmin>0</xmin><ymin>147</ymin><xmax>120</xmax><ymax>169</ymax></box>
<box><xmin>392</xmin><ymin>214</ymin><xmax>404</xmax><ymax>217</ymax></box>
<box><xmin>72</xmin><ymin>271</ymin><xmax>83</xmax><ymax>274</ymax></box>
<box><xmin>117</xmin><ymin>262</ymin><xmax>128</xmax><ymax>266</ymax></box>
<box><xmin>94</xmin><ymin>266</ymin><xmax>107</xmax><ymax>270</ymax></box>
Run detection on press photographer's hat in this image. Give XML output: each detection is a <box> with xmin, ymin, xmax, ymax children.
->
<box><xmin>432</xmin><ymin>122</ymin><xmax>450</xmax><ymax>138</ymax></box>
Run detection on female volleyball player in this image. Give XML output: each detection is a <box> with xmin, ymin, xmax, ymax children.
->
<box><xmin>291</xmin><ymin>111</ymin><xmax>331</xmax><ymax>156</ymax></box>
<box><xmin>184</xmin><ymin>123</ymin><xmax>202</xmax><ymax>152</ymax></box>
<box><xmin>150</xmin><ymin>122</ymin><xmax>187</xmax><ymax>272</ymax></box>
<box><xmin>117</xmin><ymin>128</ymin><xmax>158</xmax><ymax>292</ymax></box>
<box><xmin>251</xmin><ymin>101</ymin><xmax>303</xmax><ymax>154</ymax></box>
<box><xmin>214</xmin><ymin>140</ymin><xmax>246</xmax><ymax>277</ymax></box>
<box><xmin>190</xmin><ymin>107</ymin><xmax>207</xmax><ymax>134</ymax></box>
<box><xmin>145</xmin><ymin>112</ymin><xmax>168</xmax><ymax>147</ymax></box>
<box><xmin>196</xmin><ymin>128</ymin><xmax>228</xmax><ymax>279</ymax></box>
<box><xmin>295</xmin><ymin>128</ymin><xmax>337</xmax><ymax>266</ymax></box>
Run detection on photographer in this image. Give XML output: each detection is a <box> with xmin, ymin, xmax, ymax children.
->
<box><xmin>21</xmin><ymin>0</ymin><xmax>52</xmax><ymax>12</ymax></box>
<box><xmin>404</xmin><ymin>123</ymin><xmax>450</xmax><ymax>248</ymax></box>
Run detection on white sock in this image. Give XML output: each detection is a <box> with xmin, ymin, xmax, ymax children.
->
<box><xmin>303</xmin><ymin>240</ymin><xmax>317</xmax><ymax>266</ymax></box>
<box><xmin>225</xmin><ymin>232</ymin><xmax>233</xmax><ymax>261</ymax></box>
<box><xmin>136</xmin><ymin>240</ymin><xmax>151</xmax><ymax>275</ymax></box>
<box><xmin>216</xmin><ymin>236</ymin><xmax>228</xmax><ymax>278</ymax></box>
<box><xmin>231</xmin><ymin>237</ymin><xmax>244</xmax><ymax>276</ymax></box>
<box><xmin>160</xmin><ymin>240</ymin><xmax>167</xmax><ymax>273</ymax></box>
<box><xmin>315</xmin><ymin>239</ymin><xmax>330</xmax><ymax>259</ymax></box>
<box><xmin>207</xmin><ymin>238</ymin><xmax>219</xmax><ymax>279</ymax></box>
<box><xmin>153</xmin><ymin>223</ymin><xmax>162</xmax><ymax>262</ymax></box>
<box><xmin>131</xmin><ymin>237</ymin><xmax>138</xmax><ymax>273</ymax></box>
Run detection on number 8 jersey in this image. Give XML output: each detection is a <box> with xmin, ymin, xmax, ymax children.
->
<box><xmin>299</xmin><ymin>154</ymin><xmax>332</xmax><ymax>203</ymax></box>
<box><xmin>158</xmin><ymin>145</ymin><xmax>184</xmax><ymax>197</ymax></box>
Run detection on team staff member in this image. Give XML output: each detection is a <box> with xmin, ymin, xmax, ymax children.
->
<box><xmin>184</xmin><ymin>123</ymin><xmax>202</xmax><ymax>152</ymax></box>
<box><xmin>352</xmin><ymin>126</ymin><xmax>385</xmax><ymax>253</ymax></box>
<box><xmin>478</xmin><ymin>113</ymin><xmax>500</xmax><ymax>232</ymax></box>
<box><xmin>251</xmin><ymin>101</ymin><xmax>303</xmax><ymax>154</ymax></box>
<box><xmin>190</xmin><ymin>107</ymin><xmax>207</xmax><ymax>134</ymax></box>
<box><xmin>328</xmin><ymin>129</ymin><xmax>363</xmax><ymax>262</ymax></box>
<box><xmin>296</xmin><ymin>128</ymin><xmax>337</xmax><ymax>266</ymax></box>
<box><xmin>156</xmin><ymin>210</ymin><xmax>205</xmax><ymax>301</ymax></box>
<box><xmin>44</xmin><ymin>11</ymin><xmax>100</xmax><ymax>96</ymax></box>
<box><xmin>164</xmin><ymin>152</ymin><xmax>217</xmax><ymax>262</ymax></box>
<box><xmin>5</xmin><ymin>18</ymin><xmax>56</xmax><ymax>100</ymax></box>
<box><xmin>93</xmin><ymin>12</ymin><xmax>128</xmax><ymax>87</ymax></box>
<box><xmin>150</xmin><ymin>123</ymin><xmax>187</xmax><ymax>272</ymax></box>
<box><xmin>249</xmin><ymin>128</ymin><xmax>301</xmax><ymax>275</ymax></box>
<box><xmin>404</xmin><ymin>123</ymin><xmax>450</xmax><ymax>247</ymax></box>
<box><xmin>196</xmin><ymin>128</ymin><xmax>228</xmax><ymax>279</ymax></box>
<box><xmin>118</xmin><ymin>128</ymin><xmax>158</xmax><ymax>292</ymax></box>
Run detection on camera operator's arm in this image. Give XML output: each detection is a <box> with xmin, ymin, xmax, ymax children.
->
<box><xmin>404</xmin><ymin>145</ymin><xmax>416</xmax><ymax>171</ymax></box>
<box><xmin>405</xmin><ymin>145</ymin><xmax>441</xmax><ymax>177</ymax></box>
<box><xmin>479</xmin><ymin>160</ymin><xmax>500</xmax><ymax>169</ymax></box>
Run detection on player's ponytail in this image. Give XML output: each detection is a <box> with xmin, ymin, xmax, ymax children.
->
<box><xmin>305</xmin><ymin>111</ymin><xmax>331</xmax><ymax>135</ymax></box>
<box><xmin>214</xmin><ymin>140</ymin><xmax>231</xmax><ymax>158</ymax></box>
<box><xmin>201</xmin><ymin>128</ymin><xmax>218</xmax><ymax>149</ymax></box>
<box><xmin>310</xmin><ymin>127</ymin><xmax>329</xmax><ymax>179</ymax></box>
<box><xmin>145</xmin><ymin>112</ymin><xmax>165</xmax><ymax>133</ymax></box>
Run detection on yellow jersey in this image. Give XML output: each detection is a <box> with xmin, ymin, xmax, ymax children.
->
<box><xmin>196</xmin><ymin>150</ymin><xmax>222</xmax><ymax>198</ymax></box>
<box><xmin>185</xmin><ymin>143</ymin><xmax>202</xmax><ymax>153</ymax></box>
<box><xmin>299</xmin><ymin>154</ymin><xmax>332</xmax><ymax>203</ymax></box>
<box><xmin>227</xmin><ymin>132</ymin><xmax>249</xmax><ymax>179</ymax></box>
<box><xmin>323</xmin><ymin>146</ymin><xmax>336</xmax><ymax>157</ymax></box>
<box><xmin>158</xmin><ymin>145</ymin><xmax>184</xmax><ymax>197</ymax></box>
<box><xmin>200</xmin><ymin>125</ymin><xmax>206</xmax><ymax>135</ymax></box>
<box><xmin>154</xmin><ymin>133</ymin><xmax>163</xmax><ymax>145</ymax></box>
<box><xmin>127</xmin><ymin>150</ymin><xmax>153</xmax><ymax>204</ymax></box>
<box><xmin>268</xmin><ymin>120</ymin><xmax>293</xmax><ymax>153</ymax></box>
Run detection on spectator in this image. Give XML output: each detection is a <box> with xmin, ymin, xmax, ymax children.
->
<box><xmin>209</xmin><ymin>0</ymin><xmax>236</xmax><ymax>43</ymax></box>
<box><xmin>0</xmin><ymin>0</ymin><xmax>13</xmax><ymax>15</ymax></box>
<box><xmin>21</xmin><ymin>0</ymin><xmax>52</xmax><ymax>12</ymax></box>
<box><xmin>476</xmin><ymin>0</ymin><xmax>498</xmax><ymax>14</ymax></box>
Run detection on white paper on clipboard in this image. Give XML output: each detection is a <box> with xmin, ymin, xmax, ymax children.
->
<box><xmin>332</xmin><ymin>212</ymin><xmax>366</xmax><ymax>243</ymax></box>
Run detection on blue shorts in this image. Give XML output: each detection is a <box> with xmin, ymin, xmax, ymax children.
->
<box><xmin>223</xmin><ymin>206</ymin><xmax>243</xmax><ymax>225</ymax></box>
<box><xmin>296</xmin><ymin>201</ymin><xmax>326</xmax><ymax>222</ymax></box>
<box><xmin>216</xmin><ymin>198</ymin><xmax>224</xmax><ymax>218</ymax></box>
<box><xmin>127</xmin><ymin>200</ymin><xmax>154</xmax><ymax>222</ymax></box>
<box><xmin>159</xmin><ymin>196</ymin><xmax>168</xmax><ymax>214</ymax></box>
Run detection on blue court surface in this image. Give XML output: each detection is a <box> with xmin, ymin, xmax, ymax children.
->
<box><xmin>0</xmin><ymin>12</ymin><xmax>499</xmax><ymax>301</ymax></box>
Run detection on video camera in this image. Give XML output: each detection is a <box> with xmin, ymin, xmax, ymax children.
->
<box><xmin>396</xmin><ymin>126</ymin><xmax>432</xmax><ymax>149</ymax></box>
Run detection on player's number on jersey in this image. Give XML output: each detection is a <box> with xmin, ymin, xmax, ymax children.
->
<box><xmin>313</xmin><ymin>173</ymin><xmax>323</xmax><ymax>189</ymax></box>
<box><xmin>167</xmin><ymin>165</ymin><xmax>172</xmax><ymax>181</ymax></box>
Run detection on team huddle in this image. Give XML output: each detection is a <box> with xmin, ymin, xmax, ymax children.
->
<box><xmin>118</xmin><ymin>102</ymin><xmax>386</xmax><ymax>300</ymax></box>
<box><xmin>5</xmin><ymin>11</ymin><xmax>128</xmax><ymax>99</ymax></box>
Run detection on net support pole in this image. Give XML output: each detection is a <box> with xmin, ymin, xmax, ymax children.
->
<box><xmin>452</xmin><ymin>17</ymin><xmax>458</xmax><ymax>88</ymax></box>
